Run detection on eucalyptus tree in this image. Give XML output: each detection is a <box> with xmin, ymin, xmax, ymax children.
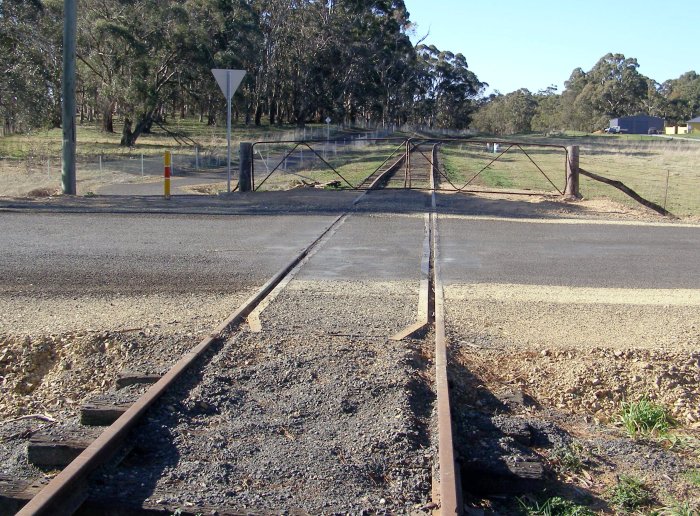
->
<box><xmin>661</xmin><ymin>71</ymin><xmax>700</xmax><ymax>124</ymax></box>
<box><xmin>558</xmin><ymin>53</ymin><xmax>650</xmax><ymax>131</ymax></box>
<box><xmin>77</xmin><ymin>0</ymin><xmax>241</xmax><ymax>145</ymax></box>
<box><xmin>587</xmin><ymin>53</ymin><xmax>648</xmax><ymax>118</ymax></box>
<box><xmin>0</xmin><ymin>0</ymin><xmax>62</xmax><ymax>133</ymax></box>
<box><xmin>471</xmin><ymin>89</ymin><xmax>537</xmax><ymax>135</ymax></box>
<box><xmin>531</xmin><ymin>86</ymin><xmax>562</xmax><ymax>134</ymax></box>
<box><xmin>415</xmin><ymin>44</ymin><xmax>484</xmax><ymax>129</ymax></box>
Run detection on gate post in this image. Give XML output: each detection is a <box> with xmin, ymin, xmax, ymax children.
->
<box><xmin>239</xmin><ymin>142</ymin><xmax>253</xmax><ymax>192</ymax></box>
<box><xmin>565</xmin><ymin>145</ymin><xmax>581</xmax><ymax>199</ymax></box>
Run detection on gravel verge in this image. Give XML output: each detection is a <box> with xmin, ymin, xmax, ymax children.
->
<box><xmin>445</xmin><ymin>285</ymin><xmax>700</xmax><ymax>513</ymax></box>
<box><xmin>0</xmin><ymin>290</ymin><xmax>253</xmax><ymax>497</ymax></box>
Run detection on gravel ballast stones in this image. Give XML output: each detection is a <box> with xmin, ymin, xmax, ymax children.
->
<box><xmin>89</xmin><ymin>332</ymin><xmax>434</xmax><ymax>513</ymax></box>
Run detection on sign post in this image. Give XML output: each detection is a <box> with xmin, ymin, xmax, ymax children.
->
<box><xmin>212</xmin><ymin>69</ymin><xmax>246</xmax><ymax>193</ymax></box>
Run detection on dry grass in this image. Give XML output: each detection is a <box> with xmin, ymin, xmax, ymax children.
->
<box><xmin>0</xmin><ymin>119</ymin><xmax>327</xmax><ymax>159</ymax></box>
<box><xmin>576</xmin><ymin>140</ymin><xmax>700</xmax><ymax>217</ymax></box>
<box><xmin>0</xmin><ymin>158</ymin><xmax>155</xmax><ymax>197</ymax></box>
<box><xmin>4</xmin><ymin>125</ymin><xmax>698</xmax><ymax>217</ymax></box>
<box><xmin>0</xmin><ymin>121</ymin><xmax>382</xmax><ymax>197</ymax></box>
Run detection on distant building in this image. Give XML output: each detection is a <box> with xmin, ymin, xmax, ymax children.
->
<box><xmin>687</xmin><ymin>116</ymin><xmax>700</xmax><ymax>133</ymax></box>
<box><xmin>609</xmin><ymin>115</ymin><xmax>665</xmax><ymax>134</ymax></box>
<box><xmin>665</xmin><ymin>125</ymin><xmax>689</xmax><ymax>135</ymax></box>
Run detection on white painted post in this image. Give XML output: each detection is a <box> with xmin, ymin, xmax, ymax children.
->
<box><xmin>99</xmin><ymin>154</ymin><xmax>103</xmax><ymax>173</ymax></box>
<box><xmin>141</xmin><ymin>154</ymin><xmax>144</xmax><ymax>176</ymax></box>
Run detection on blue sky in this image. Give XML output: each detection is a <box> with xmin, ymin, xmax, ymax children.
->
<box><xmin>403</xmin><ymin>0</ymin><xmax>699</xmax><ymax>95</ymax></box>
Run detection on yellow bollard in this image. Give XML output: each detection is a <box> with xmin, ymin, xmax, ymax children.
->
<box><xmin>164</xmin><ymin>151</ymin><xmax>171</xmax><ymax>200</ymax></box>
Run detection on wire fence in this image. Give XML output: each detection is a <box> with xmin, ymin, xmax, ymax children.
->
<box><xmin>0</xmin><ymin>125</ymin><xmax>396</xmax><ymax>197</ymax></box>
<box><xmin>1</xmin><ymin>126</ymin><xmax>698</xmax><ymax>217</ymax></box>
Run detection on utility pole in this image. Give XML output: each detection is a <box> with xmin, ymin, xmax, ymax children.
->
<box><xmin>62</xmin><ymin>0</ymin><xmax>77</xmax><ymax>194</ymax></box>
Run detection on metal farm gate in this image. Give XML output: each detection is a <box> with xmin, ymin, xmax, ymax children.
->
<box><xmin>246</xmin><ymin>137</ymin><xmax>575</xmax><ymax>196</ymax></box>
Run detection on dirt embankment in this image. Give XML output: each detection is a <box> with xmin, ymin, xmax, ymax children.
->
<box><xmin>0</xmin><ymin>292</ymin><xmax>251</xmax><ymax>418</ymax></box>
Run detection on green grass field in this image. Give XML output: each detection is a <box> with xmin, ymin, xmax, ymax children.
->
<box><xmin>440</xmin><ymin>134</ymin><xmax>700</xmax><ymax>217</ymax></box>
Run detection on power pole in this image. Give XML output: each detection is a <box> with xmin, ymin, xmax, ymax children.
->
<box><xmin>62</xmin><ymin>0</ymin><xmax>77</xmax><ymax>194</ymax></box>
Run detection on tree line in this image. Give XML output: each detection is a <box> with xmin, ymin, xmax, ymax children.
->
<box><xmin>0</xmin><ymin>0</ymin><xmax>484</xmax><ymax>145</ymax></box>
<box><xmin>472</xmin><ymin>53</ymin><xmax>700</xmax><ymax>135</ymax></box>
<box><xmin>3</xmin><ymin>2</ymin><xmax>698</xmax><ymax>143</ymax></box>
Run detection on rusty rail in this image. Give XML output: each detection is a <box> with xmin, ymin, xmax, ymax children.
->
<box><xmin>15</xmin><ymin>204</ymin><xmax>372</xmax><ymax>515</ymax></box>
<box><xmin>431</xmin><ymin>187</ymin><xmax>460</xmax><ymax>514</ymax></box>
<box><xmin>250</xmin><ymin>138</ymin><xmax>408</xmax><ymax>191</ymax></box>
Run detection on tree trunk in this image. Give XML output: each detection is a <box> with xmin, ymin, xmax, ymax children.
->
<box><xmin>120</xmin><ymin>113</ymin><xmax>153</xmax><ymax>147</ymax></box>
<box><xmin>254</xmin><ymin>104</ymin><xmax>263</xmax><ymax>126</ymax></box>
<box><xmin>269</xmin><ymin>100</ymin><xmax>276</xmax><ymax>125</ymax></box>
<box><xmin>120</xmin><ymin>117</ymin><xmax>133</xmax><ymax>146</ymax></box>
<box><xmin>102</xmin><ymin>104</ymin><xmax>114</xmax><ymax>133</ymax></box>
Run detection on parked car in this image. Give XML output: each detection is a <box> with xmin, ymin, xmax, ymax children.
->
<box><xmin>605</xmin><ymin>126</ymin><xmax>621</xmax><ymax>133</ymax></box>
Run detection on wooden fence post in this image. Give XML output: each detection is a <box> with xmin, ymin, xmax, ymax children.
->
<box><xmin>565</xmin><ymin>145</ymin><xmax>581</xmax><ymax>199</ymax></box>
<box><xmin>239</xmin><ymin>142</ymin><xmax>253</xmax><ymax>192</ymax></box>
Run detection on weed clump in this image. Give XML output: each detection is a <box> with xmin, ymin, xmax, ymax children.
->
<box><xmin>609</xmin><ymin>475</ymin><xmax>653</xmax><ymax>512</ymax></box>
<box><xmin>548</xmin><ymin>441</ymin><xmax>589</xmax><ymax>475</ymax></box>
<box><xmin>685</xmin><ymin>469</ymin><xmax>700</xmax><ymax>486</ymax></box>
<box><xmin>619</xmin><ymin>397</ymin><xmax>675</xmax><ymax>438</ymax></box>
<box><xmin>518</xmin><ymin>496</ymin><xmax>595</xmax><ymax>515</ymax></box>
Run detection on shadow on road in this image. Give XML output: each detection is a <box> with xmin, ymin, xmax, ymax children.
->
<box><xmin>0</xmin><ymin>189</ymin><xmax>599</xmax><ymax>221</ymax></box>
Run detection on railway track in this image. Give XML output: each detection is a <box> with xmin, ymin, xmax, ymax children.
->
<box><xmin>4</xmin><ymin>146</ymin><xmax>463</xmax><ymax>515</ymax></box>
<box><xmin>357</xmin><ymin>140</ymin><xmax>438</xmax><ymax>190</ymax></box>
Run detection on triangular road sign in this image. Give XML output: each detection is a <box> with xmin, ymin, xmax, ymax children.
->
<box><xmin>212</xmin><ymin>69</ymin><xmax>246</xmax><ymax>101</ymax></box>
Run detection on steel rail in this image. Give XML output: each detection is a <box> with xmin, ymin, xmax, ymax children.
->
<box><xmin>251</xmin><ymin>138</ymin><xmax>407</xmax><ymax>191</ymax></box>
<box><xmin>389</xmin><ymin>212</ymin><xmax>431</xmax><ymax>341</ymax></box>
<box><xmin>389</xmin><ymin>143</ymin><xmax>440</xmax><ymax>342</ymax></box>
<box><xmin>365</xmin><ymin>151</ymin><xmax>409</xmax><ymax>190</ymax></box>
<box><xmin>17</xmin><ymin>196</ymin><xmax>381</xmax><ymax>515</ymax></box>
<box><xmin>356</xmin><ymin>139</ymin><xmax>410</xmax><ymax>188</ymax></box>
<box><xmin>19</xmin><ymin>146</ymin><xmax>460</xmax><ymax>514</ymax></box>
<box><xmin>430</xmin><ymin>149</ymin><xmax>461</xmax><ymax>515</ymax></box>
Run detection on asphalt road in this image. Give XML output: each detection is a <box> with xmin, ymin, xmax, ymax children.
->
<box><xmin>439</xmin><ymin>217</ymin><xmax>700</xmax><ymax>289</ymax></box>
<box><xmin>0</xmin><ymin>212</ymin><xmax>337</xmax><ymax>295</ymax></box>
<box><xmin>1</xmin><ymin>194</ymin><xmax>699</xmax><ymax>297</ymax></box>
